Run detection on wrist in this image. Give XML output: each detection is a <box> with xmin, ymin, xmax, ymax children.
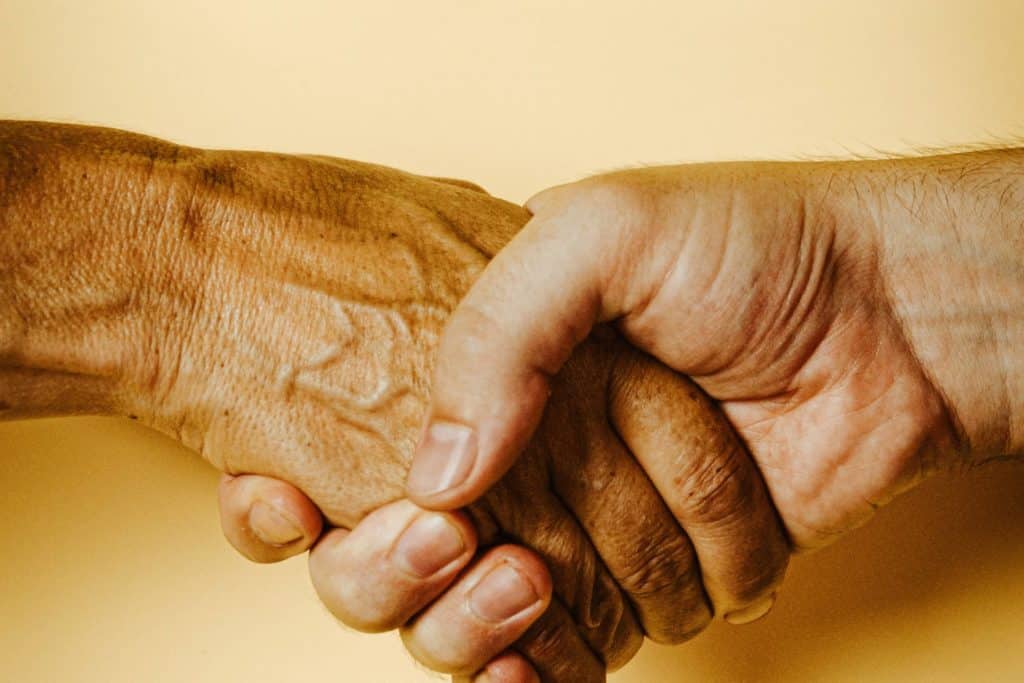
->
<box><xmin>0</xmin><ymin>122</ymin><xmax>194</xmax><ymax>419</ymax></box>
<box><xmin>836</xmin><ymin>150</ymin><xmax>1024</xmax><ymax>463</ymax></box>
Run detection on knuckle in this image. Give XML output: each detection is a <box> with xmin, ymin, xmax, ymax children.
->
<box><xmin>571</xmin><ymin>175</ymin><xmax>650</xmax><ymax>219</ymax></box>
<box><xmin>614</xmin><ymin>531</ymin><xmax>712</xmax><ymax>645</ymax></box>
<box><xmin>518</xmin><ymin>611</ymin><xmax>576</xmax><ymax>673</ymax></box>
<box><xmin>507</xmin><ymin>513</ymin><xmax>638</xmax><ymax>669</ymax></box>
<box><xmin>429</xmin><ymin>176</ymin><xmax>488</xmax><ymax>194</ymax></box>
<box><xmin>444</xmin><ymin>301</ymin><xmax>505</xmax><ymax>360</ymax></box>
<box><xmin>674</xmin><ymin>446</ymin><xmax>754</xmax><ymax>524</ymax></box>
<box><xmin>530</xmin><ymin>176</ymin><xmax>650</xmax><ymax>247</ymax></box>
<box><xmin>614</xmin><ymin>528</ymin><xmax>699</xmax><ymax>600</ymax></box>
<box><xmin>601</xmin><ymin>612</ymin><xmax>644</xmax><ymax>672</ymax></box>
<box><xmin>519</xmin><ymin>630</ymin><xmax>561</xmax><ymax>673</ymax></box>
<box><xmin>576</xmin><ymin>572</ymin><xmax>642</xmax><ymax>670</ymax></box>
<box><xmin>517</xmin><ymin>608</ymin><xmax>604</xmax><ymax>683</ymax></box>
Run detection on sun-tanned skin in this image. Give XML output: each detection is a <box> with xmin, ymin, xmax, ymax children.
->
<box><xmin>216</xmin><ymin>144</ymin><xmax>1024</xmax><ymax>683</ymax></box>
<box><xmin>0</xmin><ymin>122</ymin><xmax>789</xmax><ymax>682</ymax></box>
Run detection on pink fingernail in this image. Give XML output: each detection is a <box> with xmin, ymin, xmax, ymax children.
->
<box><xmin>392</xmin><ymin>514</ymin><xmax>467</xmax><ymax>578</ymax></box>
<box><xmin>406</xmin><ymin>422</ymin><xmax>476</xmax><ymax>497</ymax></box>
<box><xmin>468</xmin><ymin>562</ymin><xmax>541</xmax><ymax>623</ymax></box>
<box><xmin>724</xmin><ymin>592</ymin><xmax>777</xmax><ymax>625</ymax></box>
<box><xmin>248</xmin><ymin>501</ymin><xmax>303</xmax><ymax>547</ymax></box>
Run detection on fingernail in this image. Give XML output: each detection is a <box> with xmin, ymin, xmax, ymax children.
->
<box><xmin>468</xmin><ymin>562</ymin><xmax>541</xmax><ymax>623</ymax></box>
<box><xmin>249</xmin><ymin>501</ymin><xmax>304</xmax><ymax>547</ymax></box>
<box><xmin>724</xmin><ymin>592</ymin><xmax>777</xmax><ymax>625</ymax></box>
<box><xmin>392</xmin><ymin>514</ymin><xmax>467</xmax><ymax>578</ymax></box>
<box><xmin>406</xmin><ymin>422</ymin><xmax>476</xmax><ymax>497</ymax></box>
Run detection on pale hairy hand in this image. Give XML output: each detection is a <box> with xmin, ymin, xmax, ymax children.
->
<box><xmin>408</xmin><ymin>152</ymin><xmax>1024</xmax><ymax>554</ymax></box>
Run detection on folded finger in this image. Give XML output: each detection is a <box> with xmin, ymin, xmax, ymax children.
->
<box><xmin>218</xmin><ymin>473</ymin><xmax>323</xmax><ymax>563</ymax></box>
<box><xmin>514</xmin><ymin>600</ymin><xmax>605</xmax><ymax>683</ymax></box>
<box><xmin>610</xmin><ymin>355</ymin><xmax>790</xmax><ymax>623</ymax></box>
<box><xmin>399</xmin><ymin>545</ymin><xmax>554</xmax><ymax>677</ymax></box>
<box><xmin>475</xmin><ymin>483</ymin><xmax>643</xmax><ymax>670</ymax></box>
<box><xmin>308</xmin><ymin>499</ymin><xmax>476</xmax><ymax>633</ymax></box>
<box><xmin>541</xmin><ymin>338</ymin><xmax>712</xmax><ymax>645</ymax></box>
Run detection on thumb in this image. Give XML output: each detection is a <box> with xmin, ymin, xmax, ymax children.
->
<box><xmin>406</xmin><ymin>186</ymin><xmax>618</xmax><ymax>509</ymax></box>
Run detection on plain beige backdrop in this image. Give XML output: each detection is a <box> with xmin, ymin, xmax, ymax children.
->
<box><xmin>2</xmin><ymin>1</ymin><xmax>1024</xmax><ymax>681</ymax></box>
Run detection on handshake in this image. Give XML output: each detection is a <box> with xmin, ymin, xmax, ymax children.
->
<box><xmin>3</xmin><ymin>122</ymin><xmax>1022</xmax><ymax>682</ymax></box>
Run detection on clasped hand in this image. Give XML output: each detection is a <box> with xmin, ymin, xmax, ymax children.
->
<box><xmin>173</xmin><ymin>150</ymin><xmax>789</xmax><ymax>681</ymax></box>
<box><xmin>7</xmin><ymin>124</ymin><xmax>1020</xmax><ymax>683</ymax></box>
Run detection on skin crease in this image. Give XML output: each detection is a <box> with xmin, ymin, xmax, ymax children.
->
<box><xmin>224</xmin><ymin>149</ymin><xmax>1024</xmax><ymax>680</ymax></box>
<box><xmin>0</xmin><ymin>122</ymin><xmax>790</xmax><ymax>682</ymax></box>
<box><xmin>186</xmin><ymin>148</ymin><xmax>1024</xmax><ymax>681</ymax></box>
<box><xmin>595</xmin><ymin>158</ymin><xmax>1024</xmax><ymax>547</ymax></box>
<box><xmin>409</xmin><ymin>151</ymin><xmax>1024</xmax><ymax>559</ymax></box>
<box><xmin>15</xmin><ymin>122</ymin><xmax>1020</xmax><ymax>681</ymax></box>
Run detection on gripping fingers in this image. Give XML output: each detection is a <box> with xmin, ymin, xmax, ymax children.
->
<box><xmin>308</xmin><ymin>499</ymin><xmax>477</xmax><ymax>633</ymax></box>
<box><xmin>400</xmin><ymin>545</ymin><xmax>554</xmax><ymax>677</ymax></box>
<box><xmin>218</xmin><ymin>474</ymin><xmax>323</xmax><ymax>563</ymax></box>
<box><xmin>543</xmin><ymin>341</ymin><xmax>713</xmax><ymax>645</ymax></box>
<box><xmin>610</xmin><ymin>355</ymin><xmax>790</xmax><ymax>623</ymax></box>
<box><xmin>514</xmin><ymin>600</ymin><xmax>606</xmax><ymax>683</ymax></box>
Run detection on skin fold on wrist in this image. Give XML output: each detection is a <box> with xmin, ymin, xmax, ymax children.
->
<box><xmin>825</xmin><ymin>149</ymin><xmax>1024</xmax><ymax>463</ymax></box>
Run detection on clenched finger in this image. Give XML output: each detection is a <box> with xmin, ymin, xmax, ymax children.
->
<box><xmin>400</xmin><ymin>545</ymin><xmax>553</xmax><ymax>677</ymax></box>
<box><xmin>218</xmin><ymin>473</ymin><xmax>323</xmax><ymax>563</ymax></box>
<box><xmin>309</xmin><ymin>499</ymin><xmax>477</xmax><ymax>633</ymax></box>
<box><xmin>610</xmin><ymin>354</ymin><xmax>790</xmax><ymax>623</ymax></box>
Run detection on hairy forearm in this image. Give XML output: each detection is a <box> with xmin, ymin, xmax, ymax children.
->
<box><xmin>840</xmin><ymin>148</ymin><xmax>1024</xmax><ymax>461</ymax></box>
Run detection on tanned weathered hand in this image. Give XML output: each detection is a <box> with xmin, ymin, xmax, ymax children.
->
<box><xmin>1</xmin><ymin>122</ymin><xmax>788</xmax><ymax>682</ymax></box>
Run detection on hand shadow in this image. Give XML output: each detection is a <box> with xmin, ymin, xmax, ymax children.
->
<box><xmin>615</xmin><ymin>462</ymin><xmax>1024</xmax><ymax>682</ymax></box>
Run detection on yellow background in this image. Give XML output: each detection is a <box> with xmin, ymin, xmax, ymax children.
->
<box><xmin>2</xmin><ymin>1</ymin><xmax>1024</xmax><ymax>681</ymax></box>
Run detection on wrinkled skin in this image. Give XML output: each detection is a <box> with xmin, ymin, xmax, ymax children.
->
<box><xmin>1</xmin><ymin>123</ymin><xmax>790</xmax><ymax>680</ymax></box>
<box><xmin>117</xmin><ymin>148</ymin><xmax>785</xmax><ymax>675</ymax></box>
<box><xmin>411</xmin><ymin>153</ymin><xmax>1024</xmax><ymax>563</ymax></box>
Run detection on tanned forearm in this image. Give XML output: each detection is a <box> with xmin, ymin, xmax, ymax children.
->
<box><xmin>0</xmin><ymin>121</ymin><xmax>533</xmax><ymax>515</ymax></box>
<box><xmin>0</xmin><ymin>122</ymin><xmax>199</xmax><ymax>418</ymax></box>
